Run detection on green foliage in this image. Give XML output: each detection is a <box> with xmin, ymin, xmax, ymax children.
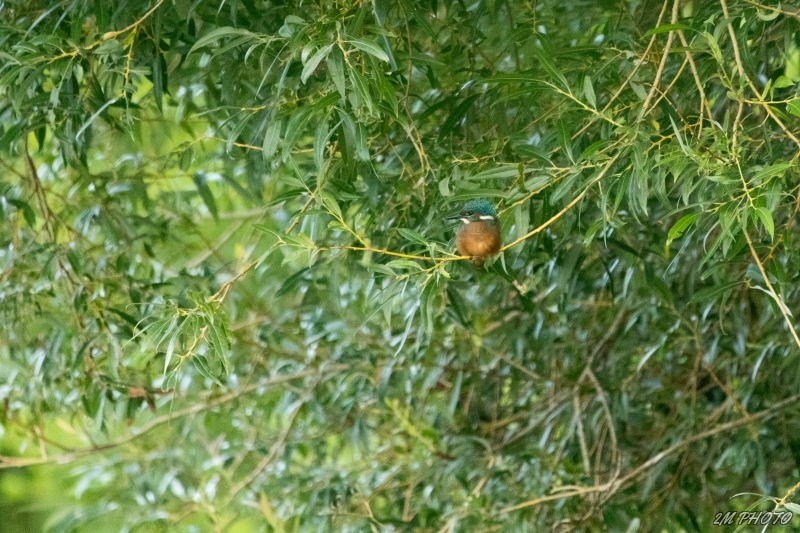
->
<box><xmin>2</xmin><ymin>0</ymin><xmax>800</xmax><ymax>531</ymax></box>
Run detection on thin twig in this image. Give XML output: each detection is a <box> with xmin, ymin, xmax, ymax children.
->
<box><xmin>101</xmin><ymin>0</ymin><xmax>166</xmax><ymax>40</ymax></box>
<box><xmin>500</xmin><ymin>392</ymin><xmax>800</xmax><ymax>513</ymax></box>
<box><xmin>676</xmin><ymin>30</ymin><xmax>714</xmax><ymax>136</ymax></box>
<box><xmin>638</xmin><ymin>0</ymin><xmax>680</xmax><ymax>121</ymax></box>
<box><xmin>500</xmin><ymin>153</ymin><xmax>620</xmax><ymax>251</ymax></box>
<box><xmin>573</xmin><ymin>393</ymin><xmax>592</xmax><ymax>477</ymax></box>
<box><xmin>0</xmin><ymin>367</ymin><xmax>344</xmax><ymax>470</ymax></box>
<box><xmin>224</xmin><ymin>394</ymin><xmax>309</xmax><ymax>504</ymax></box>
<box><xmin>743</xmin><ymin>230</ymin><xmax>800</xmax><ymax>350</ymax></box>
<box><xmin>720</xmin><ymin>0</ymin><xmax>800</xmax><ymax>150</ymax></box>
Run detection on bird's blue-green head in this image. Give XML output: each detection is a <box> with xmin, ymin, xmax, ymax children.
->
<box><xmin>447</xmin><ymin>199</ymin><xmax>497</xmax><ymax>224</ymax></box>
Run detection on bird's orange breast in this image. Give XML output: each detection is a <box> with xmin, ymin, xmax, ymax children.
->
<box><xmin>456</xmin><ymin>221</ymin><xmax>501</xmax><ymax>259</ymax></box>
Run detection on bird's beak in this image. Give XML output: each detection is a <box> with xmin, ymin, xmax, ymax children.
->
<box><xmin>445</xmin><ymin>213</ymin><xmax>462</xmax><ymax>221</ymax></box>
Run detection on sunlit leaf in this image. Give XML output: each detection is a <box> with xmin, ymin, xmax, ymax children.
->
<box><xmin>301</xmin><ymin>43</ymin><xmax>333</xmax><ymax>84</ymax></box>
<box><xmin>753</xmin><ymin>206</ymin><xmax>774</xmax><ymax>239</ymax></box>
<box><xmin>348</xmin><ymin>38</ymin><xmax>389</xmax><ymax>63</ymax></box>
<box><xmin>189</xmin><ymin>27</ymin><xmax>260</xmax><ymax>55</ymax></box>
<box><xmin>398</xmin><ymin>228</ymin><xmax>427</xmax><ymax>246</ymax></box>
<box><xmin>788</xmin><ymin>99</ymin><xmax>800</xmax><ymax>118</ymax></box>
<box><xmin>666</xmin><ymin>212</ymin><xmax>696</xmax><ymax>246</ymax></box>
<box><xmin>583</xmin><ymin>76</ymin><xmax>596</xmax><ymax>108</ymax></box>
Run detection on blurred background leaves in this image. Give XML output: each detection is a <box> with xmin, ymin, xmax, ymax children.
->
<box><xmin>2</xmin><ymin>0</ymin><xmax>800</xmax><ymax>531</ymax></box>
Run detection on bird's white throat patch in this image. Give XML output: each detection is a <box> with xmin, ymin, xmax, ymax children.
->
<box><xmin>461</xmin><ymin>215</ymin><xmax>495</xmax><ymax>224</ymax></box>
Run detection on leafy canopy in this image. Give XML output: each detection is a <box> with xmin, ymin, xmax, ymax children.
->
<box><xmin>2</xmin><ymin>0</ymin><xmax>800</xmax><ymax>531</ymax></box>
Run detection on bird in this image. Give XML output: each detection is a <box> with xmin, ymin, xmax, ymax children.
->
<box><xmin>448</xmin><ymin>199</ymin><xmax>502</xmax><ymax>267</ymax></box>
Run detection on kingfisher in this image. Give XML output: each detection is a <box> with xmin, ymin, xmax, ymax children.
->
<box><xmin>448</xmin><ymin>199</ymin><xmax>502</xmax><ymax>267</ymax></box>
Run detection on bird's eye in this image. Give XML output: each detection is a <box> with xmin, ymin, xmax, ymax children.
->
<box><xmin>464</xmin><ymin>211</ymin><xmax>473</xmax><ymax>216</ymax></box>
